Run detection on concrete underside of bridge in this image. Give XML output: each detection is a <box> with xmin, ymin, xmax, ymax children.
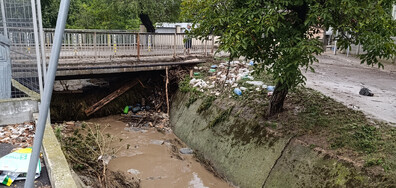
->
<box><xmin>12</xmin><ymin>55</ymin><xmax>209</xmax><ymax>80</ymax></box>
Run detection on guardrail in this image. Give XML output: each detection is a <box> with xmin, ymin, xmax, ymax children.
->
<box><xmin>43</xmin><ymin>29</ymin><xmax>216</xmax><ymax>61</ymax></box>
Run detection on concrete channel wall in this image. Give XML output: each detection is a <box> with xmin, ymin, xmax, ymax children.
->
<box><xmin>170</xmin><ymin>91</ymin><xmax>381</xmax><ymax>188</ymax></box>
<box><xmin>0</xmin><ymin>98</ymin><xmax>39</xmax><ymax>126</ymax></box>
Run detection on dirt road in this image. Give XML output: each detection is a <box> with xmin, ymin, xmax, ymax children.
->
<box><xmin>304</xmin><ymin>51</ymin><xmax>396</xmax><ymax>125</ymax></box>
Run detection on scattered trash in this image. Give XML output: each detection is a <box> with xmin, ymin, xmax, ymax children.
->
<box><xmin>246</xmin><ymin>81</ymin><xmax>265</xmax><ymax>87</ymax></box>
<box><xmin>359</xmin><ymin>87</ymin><xmax>374</xmax><ymax>96</ymax></box>
<box><xmin>210</xmin><ymin>65</ymin><xmax>218</xmax><ymax>69</ymax></box>
<box><xmin>249</xmin><ymin>61</ymin><xmax>254</xmax><ymax>66</ymax></box>
<box><xmin>123</xmin><ymin>106</ymin><xmax>131</xmax><ymax>114</ymax></box>
<box><xmin>267</xmin><ymin>92</ymin><xmax>273</xmax><ymax>96</ymax></box>
<box><xmin>234</xmin><ymin>88</ymin><xmax>242</xmax><ymax>96</ymax></box>
<box><xmin>0</xmin><ymin>148</ymin><xmax>41</xmax><ymax>186</ymax></box>
<box><xmin>240</xmin><ymin>87</ymin><xmax>248</xmax><ymax>91</ymax></box>
<box><xmin>267</xmin><ymin>86</ymin><xmax>275</xmax><ymax>92</ymax></box>
<box><xmin>132</xmin><ymin>106</ymin><xmax>141</xmax><ymax>113</ymax></box>
<box><xmin>179</xmin><ymin>148</ymin><xmax>194</xmax><ymax>154</ymax></box>
<box><xmin>209</xmin><ymin>69</ymin><xmax>216</xmax><ymax>73</ymax></box>
<box><xmin>120</xmin><ymin>111</ymin><xmax>171</xmax><ymax>132</ymax></box>
<box><xmin>193</xmin><ymin>72</ymin><xmax>200</xmax><ymax>76</ymax></box>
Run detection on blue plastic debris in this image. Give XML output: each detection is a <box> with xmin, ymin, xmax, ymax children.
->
<box><xmin>267</xmin><ymin>86</ymin><xmax>275</xmax><ymax>92</ymax></box>
<box><xmin>234</xmin><ymin>88</ymin><xmax>242</xmax><ymax>96</ymax></box>
<box><xmin>210</xmin><ymin>65</ymin><xmax>218</xmax><ymax>69</ymax></box>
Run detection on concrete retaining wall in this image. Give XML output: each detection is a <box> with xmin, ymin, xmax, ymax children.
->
<box><xmin>0</xmin><ymin>98</ymin><xmax>38</xmax><ymax>125</ymax></box>
<box><xmin>170</xmin><ymin>91</ymin><xmax>380</xmax><ymax>188</ymax></box>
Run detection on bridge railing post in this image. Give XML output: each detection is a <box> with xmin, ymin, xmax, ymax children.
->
<box><xmin>94</xmin><ymin>32</ymin><xmax>97</xmax><ymax>62</ymax></box>
<box><xmin>173</xmin><ymin>32</ymin><xmax>176</xmax><ymax>58</ymax></box>
<box><xmin>137</xmin><ymin>33</ymin><xmax>140</xmax><ymax>60</ymax></box>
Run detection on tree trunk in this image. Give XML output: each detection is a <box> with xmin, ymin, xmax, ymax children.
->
<box><xmin>268</xmin><ymin>81</ymin><xmax>289</xmax><ymax>116</ymax></box>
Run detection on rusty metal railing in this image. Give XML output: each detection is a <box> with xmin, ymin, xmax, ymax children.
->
<box><xmin>43</xmin><ymin>28</ymin><xmax>216</xmax><ymax>62</ymax></box>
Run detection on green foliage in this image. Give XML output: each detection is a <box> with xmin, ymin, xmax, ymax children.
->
<box><xmin>197</xmin><ymin>96</ymin><xmax>216</xmax><ymax>113</ymax></box>
<box><xmin>186</xmin><ymin>95</ymin><xmax>198</xmax><ymax>108</ymax></box>
<box><xmin>181</xmin><ymin>0</ymin><xmax>396</xmax><ymax>91</ymax></box>
<box><xmin>203</xmin><ymin>106</ymin><xmax>234</xmax><ymax>130</ymax></box>
<box><xmin>41</xmin><ymin>0</ymin><xmax>182</xmax><ymax>29</ymax></box>
<box><xmin>365</xmin><ymin>158</ymin><xmax>385</xmax><ymax>167</ymax></box>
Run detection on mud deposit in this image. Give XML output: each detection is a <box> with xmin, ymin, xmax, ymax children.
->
<box><xmin>86</xmin><ymin>115</ymin><xmax>232</xmax><ymax>188</ymax></box>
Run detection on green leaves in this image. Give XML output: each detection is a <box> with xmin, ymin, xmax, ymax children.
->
<box><xmin>182</xmin><ymin>0</ymin><xmax>396</xmax><ymax>91</ymax></box>
<box><xmin>42</xmin><ymin>0</ymin><xmax>182</xmax><ymax>29</ymax></box>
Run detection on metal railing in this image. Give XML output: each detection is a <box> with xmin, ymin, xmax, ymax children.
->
<box><xmin>43</xmin><ymin>28</ymin><xmax>216</xmax><ymax>62</ymax></box>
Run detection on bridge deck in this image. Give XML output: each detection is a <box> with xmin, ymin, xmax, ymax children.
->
<box><xmin>9</xmin><ymin>30</ymin><xmax>217</xmax><ymax>79</ymax></box>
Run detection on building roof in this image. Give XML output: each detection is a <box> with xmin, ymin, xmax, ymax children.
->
<box><xmin>156</xmin><ymin>22</ymin><xmax>193</xmax><ymax>29</ymax></box>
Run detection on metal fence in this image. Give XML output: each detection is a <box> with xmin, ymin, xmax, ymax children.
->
<box><xmin>0</xmin><ymin>0</ymin><xmax>43</xmax><ymax>99</ymax></box>
<box><xmin>43</xmin><ymin>29</ymin><xmax>216</xmax><ymax>62</ymax></box>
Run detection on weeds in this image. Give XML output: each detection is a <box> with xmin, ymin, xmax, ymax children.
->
<box><xmin>202</xmin><ymin>106</ymin><xmax>234</xmax><ymax>130</ymax></box>
<box><xmin>55</xmin><ymin>124</ymin><xmax>137</xmax><ymax>188</ymax></box>
<box><xmin>186</xmin><ymin>95</ymin><xmax>198</xmax><ymax>108</ymax></box>
<box><xmin>197</xmin><ymin>96</ymin><xmax>216</xmax><ymax>113</ymax></box>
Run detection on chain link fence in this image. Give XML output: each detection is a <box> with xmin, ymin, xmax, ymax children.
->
<box><xmin>0</xmin><ymin>0</ymin><xmax>43</xmax><ymax>99</ymax></box>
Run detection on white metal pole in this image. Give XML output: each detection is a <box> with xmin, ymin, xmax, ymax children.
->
<box><xmin>0</xmin><ymin>0</ymin><xmax>7</xmax><ymax>38</ymax></box>
<box><xmin>24</xmin><ymin>0</ymin><xmax>70</xmax><ymax>186</ymax></box>
<box><xmin>333</xmin><ymin>30</ymin><xmax>338</xmax><ymax>55</ymax></box>
<box><xmin>36</xmin><ymin>0</ymin><xmax>47</xmax><ymax>80</ymax></box>
<box><xmin>31</xmin><ymin>0</ymin><xmax>44</xmax><ymax>97</ymax></box>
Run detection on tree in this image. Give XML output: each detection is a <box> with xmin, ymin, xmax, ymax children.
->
<box><xmin>41</xmin><ymin>0</ymin><xmax>182</xmax><ymax>29</ymax></box>
<box><xmin>181</xmin><ymin>0</ymin><xmax>396</xmax><ymax>116</ymax></box>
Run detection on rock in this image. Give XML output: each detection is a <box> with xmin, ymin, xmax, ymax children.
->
<box><xmin>150</xmin><ymin>140</ymin><xmax>164</xmax><ymax>145</ymax></box>
<box><xmin>65</xmin><ymin>121</ymin><xmax>75</xmax><ymax>126</ymax></box>
<box><xmin>180</xmin><ymin>148</ymin><xmax>194</xmax><ymax>154</ymax></box>
<box><xmin>359</xmin><ymin>87</ymin><xmax>374</xmax><ymax>96</ymax></box>
<box><xmin>127</xmin><ymin>169</ymin><xmax>140</xmax><ymax>175</ymax></box>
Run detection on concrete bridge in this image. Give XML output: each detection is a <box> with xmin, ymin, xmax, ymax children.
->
<box><xmin>9</xmin><ymin>29</ymin><xmax>216</xmax><ymax>79</ymax></box>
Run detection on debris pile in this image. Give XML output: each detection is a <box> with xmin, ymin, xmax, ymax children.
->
<box><xmin>120</xmin><ymin>111</ymin><xmax>171</xmax><ymax>133</ymax></box>
<box><xmin>190</xmin><ymin>60</ymin><xmax>274</xmax><ymax>96</ymax></box>
<box><xmin>0</xmin><ymin>122</ymin><xmax>35</xmax><ymax>148</ymax></box>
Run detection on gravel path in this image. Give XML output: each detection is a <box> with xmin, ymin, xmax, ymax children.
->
<box><xmin>304</xmin><ymin>51</ymin><xmax>396</xmax><ymax>125</ymax></box>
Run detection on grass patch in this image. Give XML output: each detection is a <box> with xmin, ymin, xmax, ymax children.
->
<box><xmin>275</xmin><ymin>87</ymin><xmax>396</xmax><ymax>179</ymax></box>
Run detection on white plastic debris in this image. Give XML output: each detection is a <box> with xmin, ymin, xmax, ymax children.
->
<box><xmin>246</xmin><ymin>81</ymin><xmax>265</xmax><ymax>87</ymax></box>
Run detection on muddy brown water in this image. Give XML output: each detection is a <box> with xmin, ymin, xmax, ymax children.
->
<box><xmin>86</xmin><ymin>115</ymin><xmax>233</xmax><ymax>188</ymax></box>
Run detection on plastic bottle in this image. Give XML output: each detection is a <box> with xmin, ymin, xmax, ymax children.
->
<box><xmin>267</xmin><ymin>86</ymin><xmax>275</xmax><ymax>92</ymax></box>
<box><xmin>234</xmin><ymin>88</ymin><xmax>242</xmax><ymax>96</ymax></box>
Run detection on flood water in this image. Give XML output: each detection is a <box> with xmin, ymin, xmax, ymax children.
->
<box><xmin>86</xmin><ymin>115</ymin><xmax>233</xmax><ymax>188</ymax></box>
